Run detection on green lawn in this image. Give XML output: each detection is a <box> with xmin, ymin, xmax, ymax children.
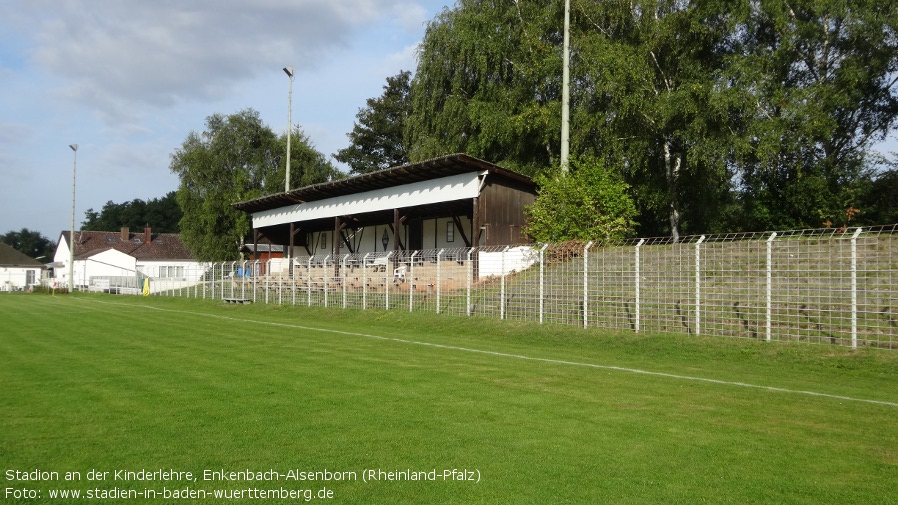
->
<box><xmin>1</xmin><ymin>293</ymin><xmax>897</xmax><ymax>504</ymax></box>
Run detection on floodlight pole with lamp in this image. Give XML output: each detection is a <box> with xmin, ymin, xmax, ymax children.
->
<box><xmin>283</xmin><ymin>66</ymin><xmax>295</xmax><ymax>193</ymax></box>
<box><xmin>69</xmin><ymin>144</ymin><xmax>78</xmax><ymax>293</ymax></box>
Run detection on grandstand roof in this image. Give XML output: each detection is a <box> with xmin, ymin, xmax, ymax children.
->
<box><xmin>233</xmin><ymin>153</ymin><xmax>534</xmax><ymax>214</ymax></box>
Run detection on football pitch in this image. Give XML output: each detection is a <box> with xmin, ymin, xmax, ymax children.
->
<box><xmin>1</xmin><ymin>293</ymin><xmax>897</xmax><ymax>504</ymax></box>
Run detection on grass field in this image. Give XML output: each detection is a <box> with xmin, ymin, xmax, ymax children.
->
<box><xmin>2</xmin><ymin>293</ymin><xmax>897</xmax><ymax>504</ymax></box>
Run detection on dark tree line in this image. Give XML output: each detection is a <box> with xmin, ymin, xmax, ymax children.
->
<box><xmin>0</xmin><ymin>229</ymin><xmax>55</xmax><ymax>260</ymax></box>
<box><xmin>81</xmin><ymin>192</ymin><xmax>183</xmax><ymax>233</ymax></box>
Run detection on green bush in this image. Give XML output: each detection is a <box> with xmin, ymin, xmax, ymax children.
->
<box><xmin>524</xmin><ymin>156</ymin><xmax>638</xmax><ymax>243</ymax></box>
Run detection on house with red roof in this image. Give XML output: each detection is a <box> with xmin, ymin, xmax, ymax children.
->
<box><xmin>52</xmin><ymin>227</ymin><xmax>202</xmax><ymax>293</ymax></box>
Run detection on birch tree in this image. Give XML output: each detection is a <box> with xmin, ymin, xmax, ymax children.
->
<box><xmin>573</xmin><ymin>0</ymin><xmax>738</xmax><ymax>239</ymax></box>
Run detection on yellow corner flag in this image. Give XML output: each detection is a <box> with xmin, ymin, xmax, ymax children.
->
<box><xmin>142</xmin><ymin>278</ymin><xmax>150</xmax><ymax>296</ymax></box>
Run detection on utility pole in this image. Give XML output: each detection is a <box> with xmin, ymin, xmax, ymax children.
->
<box><xmin>68</xmin><ymin>144</ymin><xmax>78</xmax><ymax>293</ymax></box>
<box><xmin>560</xmin><ymin>0</ymin><xmax>570</xmax><ymax>172</ymax></box>
<box><xmin>283</xmin><ymin>66</ymin><xmax>295</xmax><ymax>192</ymax></box>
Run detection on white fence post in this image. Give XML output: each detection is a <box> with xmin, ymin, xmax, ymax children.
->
<box><xmin>583</xmin><ymin>241</ymin><xmax>594</xmax><ymax>328</ymax></box>
<box><xmin>306</xmin><ymin>257</ymin><xmax>313</xmax><ymax>307</ymax></box>
<box><xmin>635</xmin><ymin>239</ymin><xmax>645</xmax><ymax>333</ymax></box>
<box><xmin>500</xmin><ymin>246</ymin><xmax>509</xmax><ymax>320</ymax></box>
<box><xmin>253</xmin><ymin>261</ymin><xmax>260</xmax><ymax>303</ymax></box>
<box><xmin>240</xmin><ymin>260</ymin><xmax>247</xmax><ymax>300</ymax></box>
<box><xmin>385</xmin><ymin>252</ymin><xmax>393</xmax><ymax>310</ymax></box>
<box><xmin>766</xmin><ymin>232</ymin><xmax>776</xmax><ymax>342</ymax></box>
<box><xmin>466</xmin><ymin>248</ymin><xmax>474</xmax><ymax>316</ymax></box>
<box><xmin>229</xmin><ymin>261</ymin><xmax>236</xmax><ymax>299</ymax></box>
<box><xmin>342</xmin><ymin>255</ymin><xmax>349</xmax><ymax>309</ymax></box>
<box><xmin>409</xmin><ymin>251</ymin><xmax>419</xmax><ymax>312</ymax></box>
<box><xmin>362</xmin><ymin>253</ymin><xmax>371</xmax><ymax>310</ymax></box>
<box><xmin>436</xmin><ymin>249</ymin><xmax>444</xmax><ymax>314</ymax></box>
<box><xmin>277</xmin><ymin>260</ymin><xmax>283</xmax><ymax>305</ymax></box>
<box><xmin>265</xmin><ymin>260</ymin><xmax>272</xmax><ymax>305</ymax></box>
<box><xmin>538</xmin><ymin>245</ymin><xmax>544</xmax><ymax>324</ymax></box>
<box><xmin>323</xmin><ymin>255</ymin><xmax>331</xmax><ymax>307</ymax></box>
<box><xmin>695</xmin><ymin>236</ymin><xmax>706</xmax><ymax>335</ymax></box>
<box><xmin>291</xmin><ymin>258</ymin><xmax>297</xmax><ymax>306</ymax></box>
<box><xmin>851</xmin><ymin>227</ymin><xmax>862</xmax><ymax>349</ymax></box>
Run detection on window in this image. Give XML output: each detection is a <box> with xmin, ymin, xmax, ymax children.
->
<box><xmin>446</xmin><ymin>221</ymin><xmax>455</xmax><ymax>243</ymax></box>
<box><xmin>159</xmin><ymin>266</ymin><xmax>184</xmax><ymax>279</ymax></box>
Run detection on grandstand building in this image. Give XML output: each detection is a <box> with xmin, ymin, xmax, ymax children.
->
<box><xmin>233</xmin><ymin>154</ymin><xmax>537</xmax><ymax>259</ymax></box>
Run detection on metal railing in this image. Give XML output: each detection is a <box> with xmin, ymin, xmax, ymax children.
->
<box><xmin>126</xmin><ymin>224</ymin><xmax>898</xmax><ymax>349</ymax></box>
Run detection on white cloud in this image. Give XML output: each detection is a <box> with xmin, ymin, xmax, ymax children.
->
<box><xmin>17</xmin><ymin>0</ymin><xmax>409</xmax><ymax>124</ymax></box>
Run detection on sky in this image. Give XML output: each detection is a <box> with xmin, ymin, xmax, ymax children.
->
<box><xmin>0</xmin><ymin>0</ymin><xmax>451</xmax><ymax>241</ymax></box>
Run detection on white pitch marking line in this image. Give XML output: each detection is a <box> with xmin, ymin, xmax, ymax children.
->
<box><xmin>80</xmin><ymin>298</ymin><xmax>898</xmax><ymax>408</ymax></box>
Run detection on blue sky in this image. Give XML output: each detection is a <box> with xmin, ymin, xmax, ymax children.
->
<box><xmin>0</xmin><ymin>0</ymin><xmax>451</xmax><ymax>240</ymax></box>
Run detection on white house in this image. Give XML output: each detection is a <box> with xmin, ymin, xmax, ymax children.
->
<box><xmin>53</xmin><ymin>227</ymin><xmax>204</xmax><ymax>294</ymax></box>
<box><xmin>0</xmin><ymin>242</ymin><xmax>45</xmax><ymax>291</ymax></box>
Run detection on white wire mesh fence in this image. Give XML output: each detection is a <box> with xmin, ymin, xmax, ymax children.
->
<box><xmin>129</xmin><ymin>225</ymin><xmax>897</xmax><ymax>349</ymax></box>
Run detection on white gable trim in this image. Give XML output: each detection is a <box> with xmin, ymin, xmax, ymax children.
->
<box><xmin>253</xmin><ymin>172</ymin><xmax>483</xmax><ymax>228</ymax></box>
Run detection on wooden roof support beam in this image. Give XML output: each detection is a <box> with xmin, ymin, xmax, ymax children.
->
<box><xmin>288</xmin><ymin>223</ymin><xmax>295</xmax><ymax>260</ymax></box>
<box><xmin>452</xmin><ymin>215</ymin><xmax>471</xmax><ymax>247</ymax></box>
<box><xmin>393</xmin><ymin>208</ymin><xmax>402</xmax><ymax>255</ymax></box>
<box><xmin>337</xmin><ymin>219</ymin><xmax>357</xmax><ymax>254</ymax></box>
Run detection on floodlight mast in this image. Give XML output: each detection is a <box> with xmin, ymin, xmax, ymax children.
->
<box><xmin>69</xmin><ymin>144</ymin><xmax>78</xmax><ymax>293</ymax></box>
<box><xmin>283</xmin><ymin>66</ymin><xmax>295</xmax><ymax>193</ymax></box>
<box><xmin>560</xmin><ymin>0</ymin><xmax>570</xmax><ymax>172</ymax></box>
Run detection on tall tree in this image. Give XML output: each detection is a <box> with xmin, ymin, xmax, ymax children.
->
<box><xmin>0</xmin><ymin>228</ymin><xmax>55</xmax><ymax>260</ymax></box>
<box><xmin>82</xmin><ymin>192</ymin><xmax>182</xmax><ymax>233</ymax></box>
<box><xmin>407</xmin><ymin>0</ymin><xmax>564</xmax><ymax>176</ymax></box>
<box><xmin>335</xmin><ymin>71</ymin><xmax>412</xmax><ymax>174</ymax></box>
<box><xmin>571</xmin><ymin>0</ymin><xmax>738</xmax><ymax>238</ymax></box>
<box><xmin>727</xmin><ymin>0</ymin><xmax>898</xmax><ymax>229</ymax></box>
<box><xmin>170</xmin><ymin>109</ymin><xmax>337</xmax><ymax>261</ymax></box>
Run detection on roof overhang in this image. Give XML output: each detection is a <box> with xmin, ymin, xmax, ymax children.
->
<box><xmin>252</xmin><ymin>172</ymin><xmax>483</xmax><ymax>229</ymax></box>
<box><xmin>233</xmin><ymin>153</ymin><xmax>534</xmax><ymax>215</ymax></box>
